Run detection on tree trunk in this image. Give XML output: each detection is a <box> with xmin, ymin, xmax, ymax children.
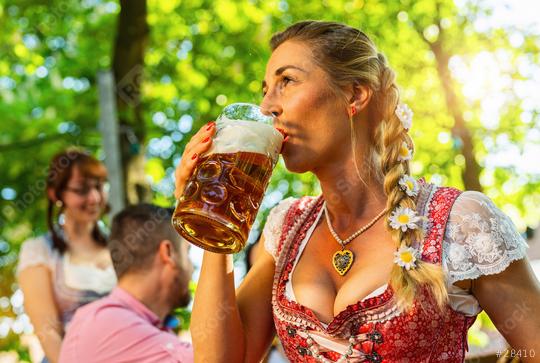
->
<box><xmin>411</xmin><ymin>11</ymin><xmax>483</xmax><ymax>192</ymax></box>
<box><xmin>112</xmin><ymin>0</ymin><xmax>151</xmax><ymax>204</ymax></box>
<box><xmin>429</xmin><ymin>40</ymin><xmax>483</xmax><ymax>192</ymax></box>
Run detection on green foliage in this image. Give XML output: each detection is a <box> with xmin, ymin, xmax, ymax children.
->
<box><xmin>0</xmin><ymin>331</ymin><xmax>31</xmax><ymax>361</ymax></box>
<box><xmin>467</xmin><ymin>310</ymin><xmax>498</xmax><ymax>348</ymax></box>
<box><xmin>1</xmin><ymin>0</ymin><xmax>539</xmax><ymax>359</ymax></box>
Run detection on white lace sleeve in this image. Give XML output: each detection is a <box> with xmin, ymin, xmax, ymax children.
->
<box><xmin>262</xmin><ymin>197</ymin><xmax>298</xmax><ymax>260</ymax></box>
<box><xmin>443</xmin><ymin>191</ymin><xmax>528</xmax><ymax>285</ymax></box>
<box><xmin>16</xmin><ymin>237</ymin><xmax>53</xmax><ymax>276</ymax></box>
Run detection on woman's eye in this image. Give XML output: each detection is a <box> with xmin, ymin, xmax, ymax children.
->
<box><xmin>262</xmin><ymin>77</ymin><xmax>294</xmax><ymax>96</ymax></box>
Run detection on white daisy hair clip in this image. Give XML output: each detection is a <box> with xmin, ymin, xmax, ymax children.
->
<box><xmin>394</xmin><ymin>245</ymin><xmax>418</xmax><ymax>270</ymax></box>
<box><xmin>389</xmin><ymin>206</ymin><xmax>421</xmax><ymax>232</ymax></box>
<box><xmin>395</xmin><ymin>103</ymin><xmax>413</xmax><ymax>131</ymax></box>
<box><xmin>399</xmin><ymin>175</ymin><xmax>419</xmax><ymax>197</ymax></box>
<box><xmin>398</xmin><ymin>141</ymin><xmax>412</xmax><ymax>162</ymax></box>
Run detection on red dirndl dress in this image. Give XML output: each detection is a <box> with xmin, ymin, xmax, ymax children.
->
<box><xmin>271</xmin><ymin>186</ymin><xmax>477</xmax><ymax>362</ymax></box>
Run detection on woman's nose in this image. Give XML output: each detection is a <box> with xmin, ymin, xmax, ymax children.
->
<box><xmin>260</xmin><ymin>94</ymin><xmax>283</xmax><ymax>118</ymax></box>
<box><xmin>86</xmin><ymin>187</ymin><xmax>102</xmax><ymax>204</ymax></box>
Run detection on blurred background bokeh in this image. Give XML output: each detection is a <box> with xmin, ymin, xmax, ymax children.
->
<box><xmin>1</xmin><ymin>0</ymin><xmax>539</xmax><ymax>361</ymax></box>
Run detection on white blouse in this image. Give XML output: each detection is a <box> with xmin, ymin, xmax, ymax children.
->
<box><xmin>263</xmin><ymin>190</ymin><xmax>528</xmax><ymax>317</ymax></box>
<box><xmin>17</xmin><ymin>236</ymin><xmax>116</xmax><ymax>294</ymax></box>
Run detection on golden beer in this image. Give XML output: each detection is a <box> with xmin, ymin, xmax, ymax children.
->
<box><xmin>172</xmin><ymin>104</ymin><xmax>283</xmax><ymax>253</ymax></box>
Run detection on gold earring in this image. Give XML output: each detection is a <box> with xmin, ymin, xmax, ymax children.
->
<box><xmin>55</xmin><ymin>200</ymin><xmax>63</xmax><ymax>208</ymax></box>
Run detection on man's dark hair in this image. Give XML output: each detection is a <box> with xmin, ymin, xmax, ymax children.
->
<box><xmin>108</xmin><ymin>204</ymin><xmax>179</xmax><ymax>278</ymax></box>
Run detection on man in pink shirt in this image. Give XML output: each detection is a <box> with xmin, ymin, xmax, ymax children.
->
<box><xmin>60</xmin><ymin>204</ymin><xmax>194</xmax><ymax>363</ymax></box>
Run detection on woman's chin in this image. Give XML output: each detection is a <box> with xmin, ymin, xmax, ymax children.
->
<box><xmin>80</xmin><ymin>209</ymin><xmax>101</xmax><ymax>223</ymax></box>
<box><xmin>282</xmin><ymin>154</ymin><xmax>312</xmax><ymax>174</ymax></box>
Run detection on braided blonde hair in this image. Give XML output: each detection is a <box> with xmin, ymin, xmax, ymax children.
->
<box><xmin>271</xmin><ymin>21</ymin><xmax>447</xmax><ymax>311</ymax></box>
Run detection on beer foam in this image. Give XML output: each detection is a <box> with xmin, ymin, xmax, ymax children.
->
<box><xmin>205</xmin><ymin>117</ymin><xmax>284</xmax><ymax>162</ymax></box>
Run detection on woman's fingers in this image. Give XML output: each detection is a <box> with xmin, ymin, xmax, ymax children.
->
<box><xmin>174</xmin><ymin>122</ymin><xmax>216</xmax><ymax>199</ymax></box>
<box><xmin>184</xmin><ymin>121</ymin><xmax>215</xmax><ymax>154</ymax></box>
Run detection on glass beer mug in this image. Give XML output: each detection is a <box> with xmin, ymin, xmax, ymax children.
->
<box><xmin>172</xmin><ymin>103</ymin><xmax>284</xmax><ymax>253</ymax></box>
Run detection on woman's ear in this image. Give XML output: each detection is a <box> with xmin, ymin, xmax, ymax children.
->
<box><xmin>348</xmin><ymin>83</ymin><xmax>373</xmax><ymax>113</ymax></box>
<box><xmin>47</xmin><ymin>187</ymin><xmax>58</xmax><ymax>202</ymax></box>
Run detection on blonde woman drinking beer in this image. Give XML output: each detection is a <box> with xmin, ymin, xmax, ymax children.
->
<box><xmin>176</xmin><ymin>21</ymin><xmax>540</xmax><ymax>362</ymax></box>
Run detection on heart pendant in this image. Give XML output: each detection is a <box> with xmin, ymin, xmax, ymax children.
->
<box><xmin>332</xmin><ymin>249</ymin><xmax>354</xmax><ymax>276</ymax></box>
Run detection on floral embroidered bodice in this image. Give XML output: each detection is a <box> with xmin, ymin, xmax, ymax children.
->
<box><xmin>263</xmin><ymin>182</ymin><xmax>528</xmax><ymax>362</ymax></box>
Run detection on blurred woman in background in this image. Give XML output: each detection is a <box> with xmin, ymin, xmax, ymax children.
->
<box><xmin>17</xmin><ymin>149</ymin><xmax>116</xmax><ymax>363</ymax></box>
